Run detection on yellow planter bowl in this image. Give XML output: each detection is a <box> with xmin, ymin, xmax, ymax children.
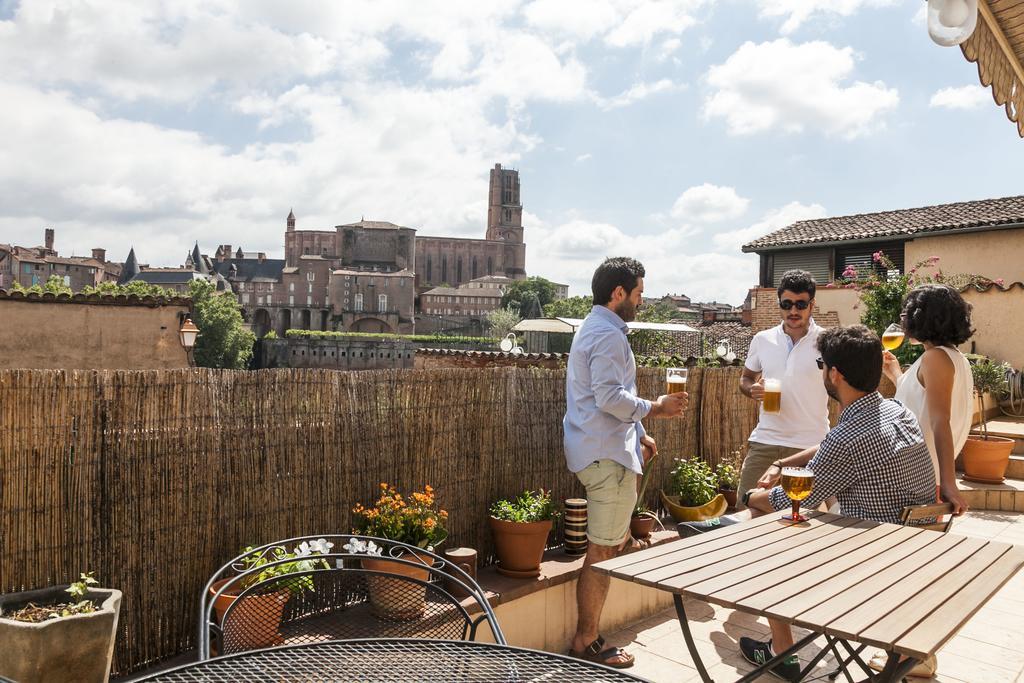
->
<box><xmin>660</xmin><ymin>491</ymin><xmax>728</xmax><ymax>522</ymax></box>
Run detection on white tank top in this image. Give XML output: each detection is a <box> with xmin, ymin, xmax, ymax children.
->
<box><xmin>894</xmin><ymin>346</ymin><xmax>974</xmax><ymax>481</ymax></box>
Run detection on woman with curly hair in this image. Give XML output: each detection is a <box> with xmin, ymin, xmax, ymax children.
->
<box><xmin>883</xmin><ymin>283</ymin><xmax>975</xmax><ymax>514</ymax></box>
<box><xmin>873</xmin><ymin>285</ymin><xmax>974</xmax><ymax>683</ymax></box>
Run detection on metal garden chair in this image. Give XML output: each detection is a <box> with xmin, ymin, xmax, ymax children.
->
<box><xmin>199</xmin><ymin>535</ymin><xmax>504</xmax><ymax>659</ymax></box>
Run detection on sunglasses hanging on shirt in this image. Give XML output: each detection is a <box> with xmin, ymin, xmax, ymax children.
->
<box><xmin>779</xmin><ymin>299</ymin><xmax>810</xmax><ymax>311</ymax></box>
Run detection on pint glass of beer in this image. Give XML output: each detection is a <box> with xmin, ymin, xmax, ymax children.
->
<box><xmin>762</xmin><ymin>378</ymin><xmax>781</xmax><ymax>414</ymax></box>
<box><xmin>666</xmin><ymin>368</ymin><xmax>687</xmax><ymax>396</ymax></box>
<box><xmin>882</xmin><ymin>323</ymin><xmax>904</xmax><ymax>351</ymax></box>
<box><xmin>780</xmin><ymin>467</ymin><xmax>815</xmax><ymax>523</ymax></box>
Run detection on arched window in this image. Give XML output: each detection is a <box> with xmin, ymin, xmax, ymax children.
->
<box><xmin>426</xmin><ymin>256</ymin><xmax>432</xmax><ymax>281</ymax></box>
<box><xmin>472</xmin><ymin>258</ymin><xmax>478</xmax><ymax>280</ymax></box>
<box><xmin>354</xmin><ymin>293</ymin><xmax>363</xmax><ymax>311</ymax></box>
<box><xmin>457</xmin><ymin>257</ymin><xmax>463</xmax><ymax>284</ymax></box>
<box><xmin>441</xmin><ymin>256</ymin><xmax>447</xmax><ymax>283</ymax></box>
<box><xmin>487</xmin><ymin>257</ymin><xmax>493</xmax><ymax>275</ymax></box>
<box><xmin>378</xmin><ymin>294</ymin><xmax>387</xmax><ymax>312</ymax></box>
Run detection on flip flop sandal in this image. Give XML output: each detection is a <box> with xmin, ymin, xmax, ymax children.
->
<box><xmin>569</xmin><ymin>636</ymin><xmax>635</xmax><ymax>669</ymax></box>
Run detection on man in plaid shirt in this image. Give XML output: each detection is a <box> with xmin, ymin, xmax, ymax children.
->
<box><xmin>740</xmin><ymin>325</ymin><xmax>935</xmax><ymax>681</ymax></box>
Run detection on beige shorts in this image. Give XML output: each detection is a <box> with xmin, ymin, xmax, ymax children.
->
<box><xmin>576</xmin><ymin>460</ymin><xmax>638</xmax><ymax>546</ymax></box>
<box><xmin>737</xmin><ymin>442</ymin><xmax>806</xmax><ymax>509</ymax></box>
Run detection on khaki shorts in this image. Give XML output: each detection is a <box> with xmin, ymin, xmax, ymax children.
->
<box><xmin>737</xmin><ymin>442</ymin><xmax>806</xmax><ymax>509</ymax></box>
<box><xmin>576</xmin><ymin>460</ymin><xmax>638</xmax><ymax>546</ymax></box>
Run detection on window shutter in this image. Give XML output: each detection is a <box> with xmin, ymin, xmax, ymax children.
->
<box><xmin>772</xmin><ymin>249</ymin><xmax>830</xmax><ymax>287</ymax></box>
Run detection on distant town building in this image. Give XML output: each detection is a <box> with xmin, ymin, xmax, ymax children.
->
<box><xmin>0</xmin><ymin>228</ymin><xmax>119</xmax><ymax>290</ymax></box>
<box><xmin>119</xmin><ymin>243</ymin><xmax>232</xmax><ymax>295</ymax></box>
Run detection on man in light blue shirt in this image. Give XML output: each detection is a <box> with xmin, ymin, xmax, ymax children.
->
<box><xmin>565</xmin><ymin>257</ymin><xmax>687</xmax><ymax>669</ymax></box>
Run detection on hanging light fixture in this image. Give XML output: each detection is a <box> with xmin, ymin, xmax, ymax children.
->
<box><xmin>927</xmin><ymin>0</ymin><xmax>978</xmax><ymax>47</ymax></box>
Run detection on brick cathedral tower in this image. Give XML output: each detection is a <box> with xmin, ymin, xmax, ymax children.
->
<box><xmin>485</xmin><ymin>164</ymin><xmax>523</xmax><ymax>244</ymax></box>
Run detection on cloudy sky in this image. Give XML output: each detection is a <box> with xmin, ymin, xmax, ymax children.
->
<box><xmin>2</xmin><ymin>0</ymin><xmax>1022</xmax><ymax>304</ymax></box>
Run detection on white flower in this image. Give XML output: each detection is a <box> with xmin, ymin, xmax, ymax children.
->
<box><xmin>294</xmin><ymin>541</ymin><xmax>314</xmax><ymax>557</ymax></box>
<box><xmin>365</xmin><ymin>541</ymin><xmax>382</xmax><ymax>556</ymax></box>
<box><xmin>343</xmin><ymin>538</ymin><xmax>367</xmax><ymax>554</ymax></box>
<box><xmin>310</xmin><ymin>538</ymin><xmax>334</xmax><ymax>555</ymax></box>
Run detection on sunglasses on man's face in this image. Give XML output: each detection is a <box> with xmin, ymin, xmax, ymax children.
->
<box><xmin>779</xmin><ymin>299</ymin><xmax>811</xmax><ymax>311</ymax></box>
<box><xmin>816</xmin><ymin>357</ymin><xmax>825</xmax><ymax>370</ymax></box>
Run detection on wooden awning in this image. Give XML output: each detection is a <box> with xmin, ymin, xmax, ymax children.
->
<box><xmin>961</xmin><ymin>0</ymin><xmax>1024</xmax><ymax>137</ymax></box>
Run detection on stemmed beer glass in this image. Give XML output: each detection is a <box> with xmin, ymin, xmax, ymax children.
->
<box><xmin>882</xmin><ymin>323</ymin><xmax>905</xmax><ymax>351</ymax></box>
<box><xmin>780</xmin><ymin>467</ymin><xmax>815</xmax><ymax>523</ymax></box>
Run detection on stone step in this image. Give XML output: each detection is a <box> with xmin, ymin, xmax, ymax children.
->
<box><xmin>957</xmin><ymin>475</ymin><xmax>1024</xmax><ymax>512</ymax></box>
<box><xmin>1008</xmin><ymin>454</ymin><xmax>1024</xmax><ymax>480</ymax></box>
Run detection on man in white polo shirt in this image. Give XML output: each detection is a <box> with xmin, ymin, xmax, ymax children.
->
<box><xmin>737</xmin><ymin>270</ymin><xmax>830</xmax><ymax>504</ymax></box>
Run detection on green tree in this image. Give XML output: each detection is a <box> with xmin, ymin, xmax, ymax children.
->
<box><xmin>187</xmin><ymin>279</ymin><xmax>255</xmax><ymax>369</ymax></box>
<box><xmin>486</xmin><ymin>306</ymin><xmax>522</xmax><ymax>340</ymax></box>
<box><xmin>11</xmin><ymin>275</ymin><xmax>73</xmax><ymax>295</ymax></box>
<box><xmin>501</xmin><ymin>277</ymin><xmax>556</xmax><ymax>315</ymax></box>
<box><xmin>544</xmin><ymin>295</ymin><xmax>593</xmax><ymax>319</ymax></box>
<box><xmin>82</xmin><ymin>281</ymin><xmax>178</xmax><ymax>298</ymax></box>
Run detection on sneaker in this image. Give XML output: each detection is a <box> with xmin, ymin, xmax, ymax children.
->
<box><xmin>739</xmin><ymin>637</ymin><xmax>801</xmax><ymax>682</ymax></box>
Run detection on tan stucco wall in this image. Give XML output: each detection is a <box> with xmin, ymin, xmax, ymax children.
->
<box><xmin>0</xmin><ymin>299</ymin><xmax>192</xmax><ymax>369</ymax></box>
<box><xmin>813</xmin><ymin>288</ymin><xmax>862</xmax><ymax>327</ymax></box>
<box><xmin>905</xmin><ymin>228</ymin><xmax>1024</xmax><ymax>283</ymax></box>
<box><xmin>960</xmin><ymin>286</ymin><xmax>1024</xmax><ymax>368</ymax></box>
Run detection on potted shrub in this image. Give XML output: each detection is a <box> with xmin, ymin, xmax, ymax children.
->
<box><xmin>630</xmin><ymin>453</ymin><xmax>662</xmax><ymax>541</ymax></box>
<box><xmin>0</xmin><ymin>572</ymin><xmax>121</xmax><ymax>683</ymax></box>
<box><xmin>661</xmin><ymin>457</ymin><xmax>728</xmax><ymax>522</ymax></box>
<box><xmin>962</xmin><ymin>358</ymin><xmax>1014</xmax><ymax>483</ymax></box>
<box><xmin>209</xmin><ymin>540</ymin><xmax>334</xmax><ymax>650</ymax></box>
<box><xmin>716</xmin><ymin>451</ymin><xmax>741</xmax><ymax>511</ymax></box>
<box><xmin>351</xmin><ymin>483</ymin><xmax>449</xmax><ymax>618</ymax></box>
<box><xmin>489</xmin><ymin>489</ymin><xmax>556</xmax><ymax>578</ymax></box>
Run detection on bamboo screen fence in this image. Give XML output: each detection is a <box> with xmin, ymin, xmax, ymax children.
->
<box><xmin>0</xmin><ymin>366</ymin><xmax>758</xmax><ymax>675</ymax></box>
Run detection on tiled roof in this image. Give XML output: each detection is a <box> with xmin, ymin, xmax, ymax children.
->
<box><xmin>339</xmin><ymin>220</ymin><xmax>415</xmax><ymax>231</ymax></box>
<box><xmin>742</xmin><ymin>195</ymin><xmax>1024</xmax><ymax>252</ymax></box>
<box><xmin>417</xmin><ymin>348</ymin><xmax>566</xmax><ymax>361</ymax></box>
<box><xmin>212</xmin><ymin>258</ymin><xmax>286</xmax><ymax>281</ymax></box>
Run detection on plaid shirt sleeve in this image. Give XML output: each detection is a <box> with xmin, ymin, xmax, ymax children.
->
<box><xmin>767</xmin><ymin>434</ymin><xmax>856</xmax><ymax>511</ymax></box>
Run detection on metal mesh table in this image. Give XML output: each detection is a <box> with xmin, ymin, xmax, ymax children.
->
<box><xmin>133</xmin><ymin>638</ymin><xmax>653</xmax><ymax>682</ymax></box>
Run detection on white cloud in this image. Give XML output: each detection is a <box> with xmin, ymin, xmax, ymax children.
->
<box><xmin>523</xmin><ymin>0</ymin><xmax>708</xmax><ymax>47</ymax></box>
<box><xmin>595</xmin><ymin>79</ymin><xmax>681</xmax><ymax>110</ymax></box>
<box><xmin>712</xmin><ymin>201</ymin><xmax>827</xmax><ymax>253</ymax></box>
<box><xmin>575</xmin><ymin>153</ymin><xmax>593</xmax><ymax>163</ymax></box>
<box><xmin>703</xmin><ymin>39</ymin><xmax>899</xmax><ymax>138</ymax></box>
<box><xmin>757</xmin><ymin>0</ymin><xmax>901</xmax><ymax>35</ymax></box>
<box><xmin>671</xmin><ymin>183</ymin><xmax>750</xmax><ymax>223</ymax></box>
<box><xmin>930</xmin><ymin>85</ymin><xmax>991</xmax><ymax>110</ymax></box>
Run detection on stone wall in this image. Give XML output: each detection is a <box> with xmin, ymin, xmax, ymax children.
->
<box><xmin>255</xmin><ymin>337</ymin><xmax>415</xmax><ymax>370</ymax></box>
<box><xmin>0</xmin><ymin>292</ymin><xmax>192</xmax><ymax>369</ymax></box>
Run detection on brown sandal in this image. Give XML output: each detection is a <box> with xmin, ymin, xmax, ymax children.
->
<box><xmin>569</xmin><ymin>636</ymin><xmax>635</xmax><ymax>669</ymax></box>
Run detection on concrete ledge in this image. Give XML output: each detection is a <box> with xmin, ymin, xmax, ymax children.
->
<box><xmin>469</xmin><ymin>528</ymin><xmax>682</xmax><ymax>650</ymax></box>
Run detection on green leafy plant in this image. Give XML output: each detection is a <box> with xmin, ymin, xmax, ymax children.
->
<box><xmin>262</xmin><ymin>329</ymin><xmax>278</xmax><ymax>339</ymax></box>
<box><xmin>634</xmin><ymin>453</ymin><xmax>660</xmax><ymax>515</ymax></box>
<box><xmin>490</xmin><ymin>489</ymin><xmax>557</xmax><ymax>523</ymax></box>
<box><xmin>669</xmin><ymin>457</ymin><xmax>718</xmax><ymax>507</ymax></box>
<box><xmin>485</xmin><ymin>306</ymin><xmax>522</xmax><ymax>340</ymax></box>
<box><xmin>970</xmin><ymin>357</ymin><xmax>1011</xmax><ymax>439</ymax></box>
<box><xmin>835</xmin><ymin>252</ymin><xmax>1002</xmax><ymax>366</ymax></box>
<box><xmin>188</xmin><ymin>279</ymin><xmax>256</xmax><ymax>369</ymax></box>
<box><xmin>236</xmin><ymin>540</ymin><xmax>334</xmax><ymax>595</ymax></box>
<box><xmin>716</xmin><ymin>451</ymin><xmax>741</xmax><ymax>491</ymax></box>
<box><xmin>352</xmin><ymin>483</ymin><xmax>449</xmax><ymax>550</ymax></box>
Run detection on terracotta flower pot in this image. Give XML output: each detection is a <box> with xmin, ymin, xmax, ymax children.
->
<box><xmin>208</xmin><ymin>578</ymin><xmax>288</xmax><ymax>652</ymax></box>
<box><xmin>961</xmin><ymin>435</ymin><xmax>1015</xmax><ymax>484</ymax></box>
<box><xmin>489</xmin><ymin>517</ymin><xmax>553</xmax><ymax>578</ymax></box>
<box><xmin>660</xmin><ymin>491</ymin><xmax>728</xmax><ymax>522</ymax></box>
<box><xmin>629</xmin><ymin>515</ymin><xmax>656</xmax><ymax>540</ymax></box>
<box><xmin>361</xmin><ymin>550</ymin><xmax>434</xmax><ymax>621</ymax></box>
<box><xmin>0</xmin><ymin>586</ymin><xmax>121</xmax><ymax>683</ymax></box>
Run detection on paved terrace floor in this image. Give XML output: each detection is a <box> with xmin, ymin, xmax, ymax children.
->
<box><xmin>607</xmin><ymin>510</ymin><xmax>1024</xmax><ymax>683</ymax></box>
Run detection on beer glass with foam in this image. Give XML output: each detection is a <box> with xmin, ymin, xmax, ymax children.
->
<box><xmin>762</xmin><ymin>378</ymin><xmax>782</xmax><ymax>414</ymax></box>
<box><xmin>666</xmin><ymin>368</ymin><xmax>687</xmax><ymax>397</ymax></box>
<box><xmin>780</xmin><ymin>467</ymin><xmax>815</xmax><ymax>523</ymax></box>
<box><xmin>882</xmin><ymin>323</ymin><xmax>904</xmax><ymax>351</ymax></box>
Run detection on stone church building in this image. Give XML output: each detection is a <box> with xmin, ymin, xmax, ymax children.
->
<box><xmin>177</xmin><ymin>163</ymin><xmax>526</xmax><ymax>336</ymax></box>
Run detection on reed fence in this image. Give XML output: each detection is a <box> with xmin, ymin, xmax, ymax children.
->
<box><xmin>0</xmin><ymin>366</ymin><xmax>757</xmax><ymax>675</ymax></box>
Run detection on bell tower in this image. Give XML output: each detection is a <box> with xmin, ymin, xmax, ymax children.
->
<box><xmin>485</xmin><ymin>164</ymin><xmax>523</xmax><ymax>244</ymax></box>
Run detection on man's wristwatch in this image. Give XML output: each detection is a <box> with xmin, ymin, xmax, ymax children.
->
<box><xmin>741</xmin><ymin>489</ymin><xmax>754</xmax><ymax>508</ymax></box>
<box><xmin>770</xmin><ymin>461</ymin><xmax>783</xmax><ymax>470</ymax></box>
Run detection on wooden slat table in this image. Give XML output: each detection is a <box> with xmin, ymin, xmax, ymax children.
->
<box><xmin>594</xmin><ymin>511</ymin><xmax>1024</xmax><ymax>683</ymax></box>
